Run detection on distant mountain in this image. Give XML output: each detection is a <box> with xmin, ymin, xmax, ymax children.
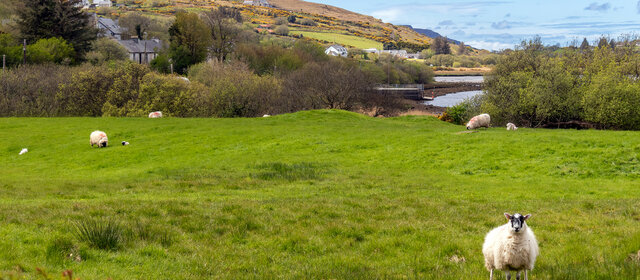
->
<box><xmin>404</xmin><ymin>26</ymin><xmax>461</xmax><ymax>45</ymax></box>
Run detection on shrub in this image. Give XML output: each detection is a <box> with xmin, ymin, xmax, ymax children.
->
<box><xmin>299</xmin><ymin>18</ymin><xmax>316</xmax><ymax>26</ymax></box>
<box><xmin>74</xmin><ymin>219</ymin><xmax>124</xmax><ymax>251</ymax></box>
<box><xmin>27</xmin><ymin>37</ymin><xmax>75</xmax><ymax>64</ymax></box>
<box><xmin>440</xmin><ymin>103</ymin><xmax>468</xmax><ymax>125</ymax></box>
<box><xmin>188</xmin><ymin>60</ymin><xmax>282</xmax><ymax>117</ymax></box>
<box><xmin>0</xmin><ymin>64</ymin><xmax>70</xmax><ymax>117</ymax></box>
<box><xmin>274</xmin><ymin>25</ymin><xmax>289</xmax><ymax>36</ymax></box>
<box><xmin>89</xmin><ymin>37</ymin><xmax>129</xmax><ymax>63</ymax></box>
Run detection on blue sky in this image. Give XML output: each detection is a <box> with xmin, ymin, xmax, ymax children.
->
<box><xmin>306</xmin><ymin>0</ymin><xmax>640</xmax><ymax>51</ymax></box>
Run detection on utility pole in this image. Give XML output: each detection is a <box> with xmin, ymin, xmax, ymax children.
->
<box><xmin>22</xmin><ymin>39</ymin><xmax>26</xmax><ymax>64</ymax></box>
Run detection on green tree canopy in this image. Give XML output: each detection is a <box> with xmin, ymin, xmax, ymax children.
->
<box><xmin>168</xmin><ymin>12</ymin><xmax>212</xmax><ymax>74</ymax></box>
<box><xmin>17</xmin><ymin>0</ymin><xmax>97</xmax><ymax>60</ymax></box>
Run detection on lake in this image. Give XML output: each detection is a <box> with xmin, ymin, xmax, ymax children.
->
<box><xmin>434</xmin><ymin>76</ymin><xmax>484</xmax><ymax>83</ymax></box>
<box><xmin>424</xmin><ymin>90</ymin><xmax>483</xmax><ymax>107</ymax></box>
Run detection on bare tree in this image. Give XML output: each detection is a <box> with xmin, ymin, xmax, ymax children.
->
<box><xmin>283</xmin><ymin>59</ymin><xmax>373</xmax><ymax>110</ymax></box>
<box><xmin>202</xmin><ymin>8</ymin><xmax>240</xmax><ymax>62</ymax></box>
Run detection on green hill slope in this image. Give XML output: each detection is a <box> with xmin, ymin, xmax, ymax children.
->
<box><xmin>1</xmin><ymin>110</ymin><xmax>639</xmax><ymax>278</ymax></box>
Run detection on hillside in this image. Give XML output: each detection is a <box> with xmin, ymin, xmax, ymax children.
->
<box><xmin>2</xmin><ymin>111</ymin><xmax>640</xmax><ymax>278</ymax></box>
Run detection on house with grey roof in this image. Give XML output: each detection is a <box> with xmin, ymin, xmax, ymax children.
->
<box><xmin>97</xmin><ymin>17</ymin><xmax>125</xmax><ymax>40</ymax></box>
<box><xmin>117</xmin><ymin>38</ymin><xmax>163</xmax><ymax>64</ymax></box>
<box><xmin>325</xmin><ymin>45</ymin><xmax>348</xmax><ymax>57</ymax></box>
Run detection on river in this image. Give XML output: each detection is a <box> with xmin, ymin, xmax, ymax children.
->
<box><xmin>425</xmin><ymin>76</ymin><xmax>484</xmax><ymax>107</ymax></box>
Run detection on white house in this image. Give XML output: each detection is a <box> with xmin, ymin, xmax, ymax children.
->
<box><xmin>243</xmin><ymin>0</ymin><xmax>272</xmax><ymax>7</ymax></box>
<box><xmin>82</xmin><ymin>0</ymin><xmax>112</xmax><ymax>8</ymax></box>
<box><xmin>325</xmin><ymin>45</ymin><xmax>348</xmax><ymax>57</ymax></box>
<box><xmin>380</xmin><ymin>50</ymin><xmax>408</xmax><ymax>58</ymax></box>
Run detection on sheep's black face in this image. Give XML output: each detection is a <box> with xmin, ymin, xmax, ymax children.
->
<box><xmin>101</xmin><ymin>142</ymin><xmax>107</xmax><ymax>147</ymax></box>
<box><xmin>505</xmin><ymin>213</ymin><xmax>531</xmax><ymax>233</ymax></box>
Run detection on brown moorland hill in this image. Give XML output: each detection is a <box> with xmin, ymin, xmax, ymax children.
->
<box><xmin>267</xmin><ymin>0</ymin><xmax>431</xmax><ymax>45</ymax></box>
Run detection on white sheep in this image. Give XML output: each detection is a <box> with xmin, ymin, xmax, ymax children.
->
<box><xmin>507</xmin><ymin>123</ymin><xmax>518</xmax><ymax>131</ymax></box>
<box><xmin>90</xmin><ymin>131</ymin><xmax>108</xmax><ymax>148</ymax></box>
<box><xmin>483</xmin><ymin>213</ymin><xmax>539</xmax><ymax>280</ymax></box>
<box><xmin>19</xmin><ymin>148</ymin><xmax>28</xmax><ymax>155</ymax></box>
<box><xmin>148</xmin><ymin>111</ymin><xmax>163</xmax><ymax>118</ymax></box>
<box><xmin>263</xmin><ymin>114</ymin><xmax>271</xmax><ymax>118</ymax></box>
<box><xmin>466</xmin><ymin>114</ymin><xmax>491</xmax><ymax>130</ymax></box>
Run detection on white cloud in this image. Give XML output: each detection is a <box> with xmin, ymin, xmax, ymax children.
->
<box><xmin>466</xmin><ymin>40</ymin><xmax>515</xmax><ymax>51</ymax></box>
<box><xmin>371</xmin><ymin>8</ymin><xmax>403</xmax><ymax>22</ymax></box>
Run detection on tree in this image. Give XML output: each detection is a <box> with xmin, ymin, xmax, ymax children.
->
<box><xmin>27</xmin><ymin>37</ymin><xmax>75</xmax><ymax>64</ymax></box>
<box><xmin>432</xmin><ymin>36</ymin><xmax>451</xmax><ymax>55</ymax></box>
<box><xmin>168</xmin><ymin>12</ymin><xmax>212</xmax><ymax>74</ymax></box>
<box><xmin>119</xmin><ymin>12</ymin><xmax>150</xmax><ymax>40</ymax></box>
<box><xmin>609</xmin><ymin>39</ymin><xmax>616</xmax><ymax>50</ymax></box>
<box><xmin>287</xmin><ymin>15</ymin><xmax>296</xmax><ymax>23</ymax></box>
<box><xmin>283</xmin><ymin>59</ymin><xmax>372</xmax><ymax>110</ymax></box>
<box><xmin>274</xmin><ymin>25</ymin><xmax>289</xmax><ymax>36</ymax></box>
<box><xmin>580</xmin><ymin>37</ymin><xmax>590</xmax><ymax>51</ymax></box>
<box><xmin>597</xmin><ymin>37</ymin><xmax>608</xmax><ymax>49</ymax></box>
<box><xmin>457</xmin><ymin>41</ymin><xmax>467</xmax><ymax>55</ymax></box>
<box><xmin>87</xmin><ymin>37</ymin><xmax>129</xmax><ymax>63</ymax></box>
<box><xmin>203</xmin><ymin>8</ymin><xmax>240</xmax><ymax>62</ymax></box>
<box><xmin>17</xmin><ymin>0</ymin><xmax>97</xmax><ymax>60</ymax></box>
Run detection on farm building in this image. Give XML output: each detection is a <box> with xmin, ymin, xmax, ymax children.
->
<box><xmin>325</xmin><ymin>45</ymin><xmax>348</xmax><ymax>57</ymax></box>
<box><xmin>117</xmin><ymin>38</ymin><xmax>163</xmax><ymax>64</ymax></box>
<box><xmin>97</xmin><ymin>17</ymin><xmax>125</xmax><ymax>40</ymax></box>
<box><xmin>82</xmin><ymin>0</ymin><xmax>112</xmax><ymax>8</ymax></box>
<box><xmin>243</xmin><ymin>0</ymin><xmax>272</xmax><ymax>7</ymax></box>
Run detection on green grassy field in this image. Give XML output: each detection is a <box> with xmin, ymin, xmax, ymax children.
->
<box><xmin>1</xmin><ymin>110</ymin><xmax>640</xmax><ymax>279</ymax></box>
<box><xmin>289</xmin><ymin>29</ymin><xmax>383</xmax><ymax>50</ymax></box>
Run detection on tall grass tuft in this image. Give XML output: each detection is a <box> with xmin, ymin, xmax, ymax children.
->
<box><xmin>253</xmin><ymin>162</ymin><xmax>326</xmax><ymax>181</ymax></box>
<box><xmin>74</xmin><ymin>219</ymin><xmax>123</xmax><ymax>251</ymax></box>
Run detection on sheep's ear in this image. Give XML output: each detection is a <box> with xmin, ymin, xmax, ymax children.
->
<box><xmin>524</xmin><ymin>214</ymin><xmax>531</xmax><ymax>220</ymax></box>
<box><xmin>504</xmin><ymin>213</ymin><xmax>511</xmax><ymax>220</ymax></box>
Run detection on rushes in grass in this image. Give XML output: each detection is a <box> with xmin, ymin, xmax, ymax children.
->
<box><xmin>74</xmin><ymin>219</ymin><xmax>123</xmax><ymax>250</ymax></box>
<box><xmin>253</xmin><ymin>162</ymin><xmax>326</xmax><ymax>181</ymax></box>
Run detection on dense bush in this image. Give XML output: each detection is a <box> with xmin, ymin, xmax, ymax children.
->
<box><xmin>0</xmin><ymin>64</ymin><xmax>70</xmax><ymax>117</ymax></box>
<box><xmin>481</xmin><ymin>38</ymin><xmax>640</xmax><ymax>129</ymax></box>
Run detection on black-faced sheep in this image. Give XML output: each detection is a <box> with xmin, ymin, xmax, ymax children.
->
<box><xmin>90</xmin><ymin>131</ymin><xmax>108</xmax><ymax>148</ymax></box>
<box><xmin>482</xmin><ymin>213</ymin><xmax>539</xmax><ymax>280</ymax></box>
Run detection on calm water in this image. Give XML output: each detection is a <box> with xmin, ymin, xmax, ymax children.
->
<box><xmin>424</xmin><ymin>90</ymin><xmax>483</xmax><ymax>107</ymax></box>
<box><xmin>434</xmin><ymin>76</ymin><xmax>484</xmax><ymax>83</ymax></box>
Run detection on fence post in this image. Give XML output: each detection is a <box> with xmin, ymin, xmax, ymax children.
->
<box><xmin>2</xmin><ymin>54</ymin><xmax>5</xmax><ymax>72</ymax></box>
<box><xmin>22</xmin><ymin>39</ymin><xmax>26</xmax><ymax>64</ymax></box>
<box><xmin>170</xmin><ymin>63</ymin><xmax>173</xmax><ymax>74</ymax></box>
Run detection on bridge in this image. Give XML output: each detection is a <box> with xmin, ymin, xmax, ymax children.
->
<box><xmin>374</xmin><ymin>84</ymin><xmax>431</xmax><ymax>100</ymax></box>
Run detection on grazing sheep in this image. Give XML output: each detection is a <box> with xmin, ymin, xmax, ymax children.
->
<box><xmin>148</xmin><ymin>111</ymin><xmax>163</xmax><ymax>118</ymax></box>
<box><xmin>466</xmin><ymin>114</ymin><xmax>491</xmax><ymax>130</ymax></box>
<box><xmin>122</xmin><ymin>141</ymin><xmax>129</xmax><ymax>146</ymax></box>
<box><xmin>263</xmin><ymin>114</ymin><xmax>271</xmax><ymax>118</ymax></box>
<box><xmin>19</xmin><ymin>148</ymin><xmax>28</xmax><ymax>155</ymax></box>
<box><xmin>90</xmin><ymin>131</ymin><xmax>108</xmax><ymax>148</ymax></box>
<box><xmin>507</xmin><ymin>123</ymin><xmax>518</xmax><ymax>131</ymax></box>
<box><xmin>483</xmin><ymin>213</ymin><xmax>539</xmax><ymax>280</ymax></box>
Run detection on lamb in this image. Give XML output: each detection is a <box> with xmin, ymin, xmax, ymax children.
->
<box><xmin>19</xmin><ymin>148</ymin><xmax>28</xmax><ymax>155</ymax></box>
<box><xmin>507</xmin><ymin>123</ymin><xmax>518</xmax><ymax>131</ymax></box>
<box><xmin>148</xmin><ymin>111</ymin><xmax>163</xmax><ymax>118</ymax></box>
<box><xmin>483</xmin><ymin>213</ymin><xmax>539</xmax><ymax>280</ymax></box>
<box><xmin>90</xmin><ymin>131</ymin><xmax>108</xmax><ymax>148</ymax></box>
<box><xmin>263</xmin><ymin>114</ymin><xmax>271</xmax><ymax>118</ymax></box>
<box><xmin>466</xmin><ymin>114</ymin><xmax>491</xmax><ymax>130</ymax></box>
